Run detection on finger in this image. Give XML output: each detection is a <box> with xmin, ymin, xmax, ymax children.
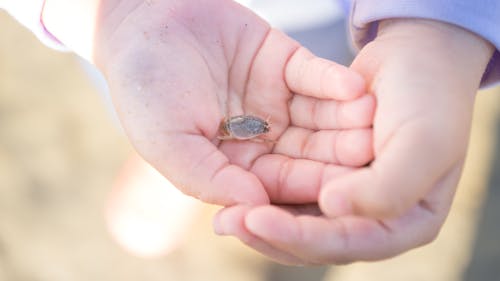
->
<box><xmin>289</xmin><ymin>94</ymin><xmax>375</xmax><ymax>130</ymax></box>
<box><xmin>285</xmin><ymin>47</ymin><xmax>366</xmax><ymax>101</ymax></box>
<box><xmin>250</xmin><ymin>154</ymin><xmax>353</xmax><ymax>204</ymax></box>
<box><xmin>213</xmin><ymin>205</ymin><xmax>306</xmax><ymax>265</ymax></box>
<box><xmin>274</xmin><ymin>127</ymin><xmax>373</xmax><ymax>166</ymax></box>
<box><xmin>150</xmin><ymin>133</ymin><xmax>269</xmax><ymax>206</ymax></box>
<box><xmin>320</xmin><ymin>118</ymin><xmax>459</xmax><ymax>218</ymax></box>
<box><xmin>243</xmin><ymin>29</ymin><xmax>301</xmax><ymax>135</ymax></box>
<box><xmin>244</xmin><ymin>204</ymin><xmax>441</xmax><ymax>264</ymax></box>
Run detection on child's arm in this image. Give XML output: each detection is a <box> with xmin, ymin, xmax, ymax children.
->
<box><xmin>349</xmin><ymin>0</ymin><xmax>500</xmax><ymax>86</ymax></box>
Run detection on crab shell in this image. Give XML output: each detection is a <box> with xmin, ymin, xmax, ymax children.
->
<box><xmin>219</xmin><ymin>115</ymin><xmax>270</xmax><ymax>140</ymax></box>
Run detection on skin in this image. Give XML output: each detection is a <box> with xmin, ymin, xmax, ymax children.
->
<box><xmin>42</xmin><ymin>0</ymin><xmax>494</xmax><ymax>265</ymax></box>
<box><xmin>43</xmin><ymin>0</ymin><xmax>374</xmax><ymax>227</ymax></box>
<box><xmin>93</xmin><ymin>0</ymin><xmax>375</xmax><ymax>206</ymax></box>
<box><xmin>214</xmin><ymin>19</ymin><xmax>494</xmax><ymax>264</ymax></box>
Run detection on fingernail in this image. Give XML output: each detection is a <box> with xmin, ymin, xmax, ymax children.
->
<box><xmin>321</xmin><ymin>189</ymin><xmax>353</xmax><ymax>217</ymax></box>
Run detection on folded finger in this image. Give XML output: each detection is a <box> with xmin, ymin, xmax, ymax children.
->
<box><xmin>213</xmin><ymin>205</ymin><xmax>306</xmax><ymax>265</ymax></box>
<box><xmin>285</xmin><ymin>47</ymin><xmax>366</xmax><ymax>101</ymax></box>
<box><xmin>289</xmin><ymin>94</ymin><xmax>375</xmax><ymax>130</ymax></box>
<box><xmin>244</xmin><ymin>204</ymin><xmax>440</xmax><ymax>264</ymax></box>
<box><xmin>250</xmin><ymin>154</ymin><xmax>353</xmax><ymax>204</ymax></box>
<box><xmin>274</xmin><ymin>127</ymin><xmax>373</xmax><ymax>166</ymax></box>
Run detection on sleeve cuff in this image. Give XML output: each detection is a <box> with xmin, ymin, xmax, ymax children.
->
<box><xmin>1</xmin><ymin>0</ymin><xmax>67</xmax><ymax>51</ymax></box>
<box><xmin>349</xmin><ymin>0</ymin><xmax>500</xmax><ymax>87</ymax></box>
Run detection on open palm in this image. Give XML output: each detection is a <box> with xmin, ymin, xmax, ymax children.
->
<box><xmin>95</xmin><ymin>0</ymin><xmax>374</xmax><ymax>207</ymax></box>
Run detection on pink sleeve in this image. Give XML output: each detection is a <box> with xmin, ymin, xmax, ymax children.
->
<box><xmin>1</xmin><ymin>0</ymin><xmax>66</xmax><ymax>50</ymax></box>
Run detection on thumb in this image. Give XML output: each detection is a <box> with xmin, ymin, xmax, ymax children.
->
<box><xmin>319</xmin><ymin>117</ymin><xmax>463</xmax><ymax>218</ymax></box>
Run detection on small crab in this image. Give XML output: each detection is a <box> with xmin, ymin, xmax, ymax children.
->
<box><xmin>218</xmin><ymin>115</ymin><xmax>274</xmax><ymax>142</ymax></box>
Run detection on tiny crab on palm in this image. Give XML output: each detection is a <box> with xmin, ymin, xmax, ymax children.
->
<box><xmin>218</xmin><ymin>115</ymin><xmax>274</xmax><ymax>143</ymax></box>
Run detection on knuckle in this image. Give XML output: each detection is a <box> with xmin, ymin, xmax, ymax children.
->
<box><xmin>358</xmin><ymin>170</ymin><xmax>415</xmax><ymax>218</ymax></box>
<box><xmin>363</xmin><ymin>191</ymin><xmax>409</xmax><ymax>218</ymax></box>
<box><xmin>384</xmin><ymin>196</ymin><xmax>408</xmax><ymax>217</ymax></box>
<box><xmin>276</xmin><ymin>158</ymin><xmax>293</xmax><ymax>199</ymax></box>
<box><xmin>310</xmin><ymin>98</ymin><xmax>321</xmax><ymax>129</ymax></box>
<box><xmin>299</xmin><ymin>131</ymin><xmax>316</xmax><ymax>158</ymax></box>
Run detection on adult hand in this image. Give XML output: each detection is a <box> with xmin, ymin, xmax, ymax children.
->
<box><xmin>214</xmin><ymin>19</ymin><xmax>494</xmax><ymax>265</ymax></box>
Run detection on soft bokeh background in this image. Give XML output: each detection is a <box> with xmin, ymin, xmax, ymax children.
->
<box><xmin>1</xmin><ymin>10</ymin><xmax>499</xmax><ymax>281</ymax></box>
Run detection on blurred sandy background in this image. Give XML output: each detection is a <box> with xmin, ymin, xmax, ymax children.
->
<box><xmin>1</xmin><ymin>10</ymin><xmax>499</xmax><ymax>281</ymax></box>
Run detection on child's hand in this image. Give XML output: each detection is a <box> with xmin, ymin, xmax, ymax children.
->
<box><xmin>214</xmin><ymin>19</ymin><xmax>494</xmax><ymax>265</ymax></box>
<box><xmin>93</xmin><ymin>0</ymin><xmax>373</xmax><ymax>206</ymax></box>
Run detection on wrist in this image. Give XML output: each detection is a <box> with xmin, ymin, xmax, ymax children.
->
<box><xmin>377</xmin><ymin>19</ymin><xmax>494</xmax><ymax>90</ymax></box>
<box><xmin>379</xmin><ymin>19</ymin><xmax>492</xmax><ymax>50</ymax></box>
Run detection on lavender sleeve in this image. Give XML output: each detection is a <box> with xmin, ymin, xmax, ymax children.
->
<box><xmin>348</xmin><ymin>0</ymin><xmax>500</xmax><ymax>87</ymax></box>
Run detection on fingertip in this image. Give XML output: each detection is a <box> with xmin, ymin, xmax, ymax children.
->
<box><xmin>319</xmin><ymin>170</ymin><xmax>372</xmax><ymax>217</ymax></box>
<box><xmin>245</xmin><ymin>206</ymin><xmax>298</xmax><ymax>242</ymax></box>
<box><xmin>339</xmin><ymin>94</ymin><xmax>376</xmax><ymax>128</ymax></box>
<box><xmin>319</xmin><ymin>64</ymin><xmax>367</xmax><ymax>101</ymax></box>
<box><xmin>319</xmin><ymin>186</ymin><xmax>353</xmax><ymax>218</ymax></box>
<box><xmin>213</xmin><ymin>205</ymin><xmax>252</xmax><ymax>236</ymax></box>
<box><xmin>244</xmin><ymin>206</ymin><xmax>275</xmax><ymax>235</ymax></box>
<box><xmin>214</xmin><ymin>205</ymin><xmax>306</xmax><ymax>265</ymax></box>
<box><xmin>335</xmin><ymin>70</ymin><xmax>366</xmax><ymax>100</ymax></box>
<box><xmin>337</xmin><ymin>129</ymin><xmax>374</xmax><ymax>167</ymax></box>
<box><xmin>212</xmin><ymin>208</ymin><xmax>227</xmax><ymax>235</ymax></box>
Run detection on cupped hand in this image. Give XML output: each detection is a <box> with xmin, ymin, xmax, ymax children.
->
<box><xmin>214</xmin><ymin>19</ymin><xmax>495</xmax><ymax>265</ymax></box>
<box><xmin>93</xmin><ymin>0</ymin><xmax>373</xmax><ymax>207</ymax></box>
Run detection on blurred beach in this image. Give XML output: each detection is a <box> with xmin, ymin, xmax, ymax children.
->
<box><xmin>0</xmin><ymin>10</ymin><xmax>499</xmax><ymax>281</ymax></box>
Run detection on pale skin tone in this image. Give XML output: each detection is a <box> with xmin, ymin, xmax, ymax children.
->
<box><xmin>45</xmin><ymin>0</ymin><xmax>374</xmax><ymax>205</ymax></box>
<box><xmin>214</xmin><ymin>19</ymin><xmax>494</xmax><ymax>264</ymax></box>
<box><xmin>42</xmin><ymin>0</ymin><xmax>494</xmax><ymax>265</ymax></box>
